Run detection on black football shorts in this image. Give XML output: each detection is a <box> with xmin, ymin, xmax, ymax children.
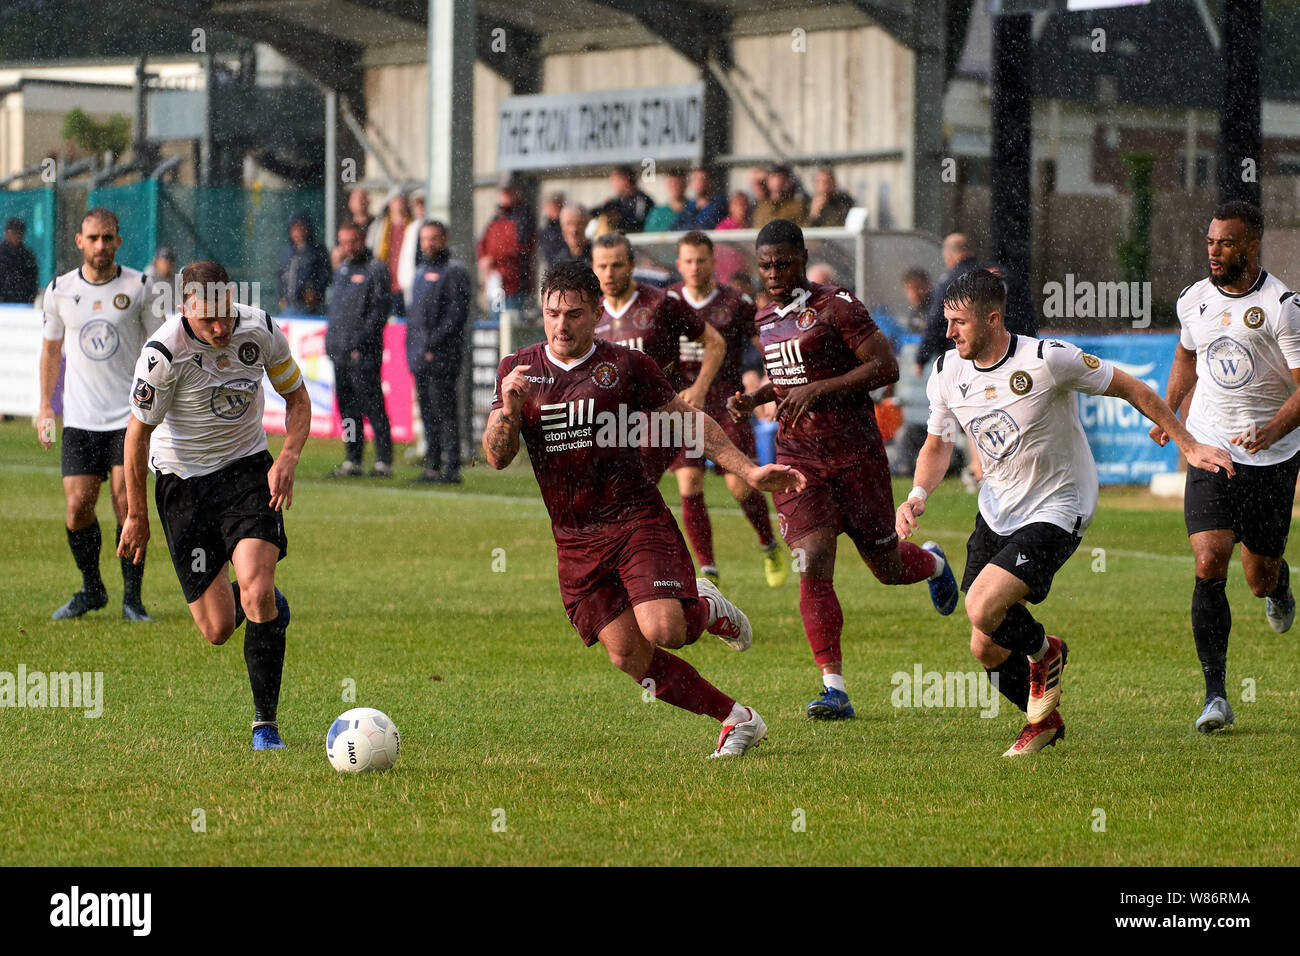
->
<box><xmin>961</xmin><ymin>512</ymin><xmax>1082</xmax><ymax>605</ymax></box>
<box><xmin>1184</xmin><ymin>450</ymin><xmax>1300</xmax><ymax>559</ymax></box>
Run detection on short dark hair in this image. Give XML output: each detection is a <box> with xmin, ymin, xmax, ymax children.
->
<box><xmin>81</xmin><ymin>207</ymin><xmax>119</xmax><ymax>234</ymax></box>
<box><xmin>421</xmin><ymin>219</ymin><xmax>448</xmax><ymax>234</ymax></box>
<box><xmin>902</xmin><ymin>267</ymin><xmax>930</xmax><ymax>285</ymax></box>
<box><xmin>942</xmin><ymin>268</ymin><xmax>1007</xmax><ymax>317</ymax></box>
<box><xmin>1213</xmin><ymin>200</ymin><xmax>1263</xmax><ymax>241</ymax></box>
<box><xmin>611</xmin><ymin>164</ymin><xmax>637</xmax><ymax>182</ymax></box>
<box><xmin>181</xmin><ymin>259</ymin><xmax>231</xmax><ymax>290</ymax></box>
<box><xmin>337</xmin><ymin>221</ymin><xmax>362</xmax><ymax>237</ymax></box>
<box><xmin>592</xmin><ymin>231</ymin><xmax>633</xmax><ymax>262</ymax></box>
<box><xmin>5</xmin><ymin>217</ymin><xmax>25</xmax><ymax>234</ymax></box>
<box><xmin>540</xmin><ymin>261</ymin><xmax>602</xmax><ymax>309</ymax></box>
<box><xmin>756</xmin><ymin>218</ymin><xmax>805</xmax><ymax>251</ymax></box>
<box><xmin>677</xmin><ymin>230</ymin><xmax>713</xmax><ymax>254</ymax></box>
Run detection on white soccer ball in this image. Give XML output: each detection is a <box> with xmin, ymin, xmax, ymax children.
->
<box><xmin>326</xmin><ymin>707</ymin><xmax>401</xmax><ymax>773</ymax></box>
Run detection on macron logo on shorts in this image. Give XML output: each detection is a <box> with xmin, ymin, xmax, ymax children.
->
<box><xmin>1016</xmin><ymin>553</ymin><xmax>1029</xmax><ymax>566</ymax></box>
<box><xmin>653</xmin><ymin>580</ymin><xmax>681</xmax><ymax>588</ymax></box>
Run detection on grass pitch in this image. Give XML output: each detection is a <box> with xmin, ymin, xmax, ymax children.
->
<box><xmin>1</xmin><ymin>419</ymin><xmax>1297</xmax><ymax>866</ymax></box>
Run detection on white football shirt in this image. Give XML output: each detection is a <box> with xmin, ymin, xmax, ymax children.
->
<box><xmin>129</xmin><ymin>303</ymin><xmax>304</xmax><ymax>479</ymax></box>
<box><xmin>1176</xmin><ymin>270</ymin><xmax>1300</xmax><ymax>466</ymax></box>
<box><xmin>42</xmin><ymin>265</ymin><xmax>157</xmax><ymax>431</ymax></box>
<box><xmin>927</xmin><ymin>335</ymin><xmax>1115</xmax><ymax>536</ymax></box>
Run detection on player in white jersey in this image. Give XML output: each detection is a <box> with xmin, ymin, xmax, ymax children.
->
<box><xmin>38</xmin><ymin>207</ymin><xmax>159</xmax><ymax>621</ymax></box>
<box><xmin>117</xmin><ymin>261</ymin><xmax>310</xmax><ymax>751</ymax></box>
<box><xmin>898</xmin><ymin>269</ymin><xmax>1231</xmax><ymax>756</ymax></box>
<box><xmin>1149</xmin><ymin>201</ymin><xmax>1300</xmax><ymax>734</ymax></box>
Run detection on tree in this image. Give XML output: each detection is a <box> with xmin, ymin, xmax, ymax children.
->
<box><xmin>62</xmin><ymin>108</ymin><xmax>132</xmax><ymax>161</ymax></box>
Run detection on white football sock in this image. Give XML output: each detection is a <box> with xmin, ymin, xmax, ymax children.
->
<box><xmin>1027</xmin><ymin>636</ymin><xmax>1049</xmax><ymax>662</ymax></box>
<box><xmin>725</xmin><ymin>703</ymin><xmax>751</xmax><ymax>726</ymax></box>
<box><xmin>823</xmin><ymin>673</ymin><xmax>847</xmax><ymax>693</ymax></box>
<box><xmin>928</xmin><ymin>550</ymin><xmax>946</xmax><ymax>579</ymax></box>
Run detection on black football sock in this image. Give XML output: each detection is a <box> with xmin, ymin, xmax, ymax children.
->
<box><xmin>116</xmin><ymin>524</ymin><xmax>144</xmax><ymax>605</ymax></box>
<box><xmin>67</xmin><ymin>524</ymin><xmax>105</xmax><ymax>596</ymax></box>
<box><xmin>990</xmin><ymin>603</ymin><xmax>1047</xmax><ymax>656</ymax></box>
<box><xmin>987</xmin><ymin>653</ymin><xmax>1030</xmax><ymax>713</ymax></box>
<box><xmin>244</xmin><ymin>595</ymin><xmax>288</xmax><ymax>725</ymax></box>
<box><xmin>1192</xmin><ymin>576</ymin><xmax>1230</xmax><ymax>702</ymax></box>
<box><xmin>1269</xmin><ymin>560</ymin><xmax>1291</xmax><ymax>601</ymax></box>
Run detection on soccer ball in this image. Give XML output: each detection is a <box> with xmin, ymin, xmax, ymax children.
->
<box><xmin>326</xmin><ymin>707</ymin><xmax>401</xmax><ymax>773</ymax></box>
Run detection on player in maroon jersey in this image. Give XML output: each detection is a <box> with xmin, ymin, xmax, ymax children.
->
<box><xmin>668</xmin><ymin>231</ymin><xmax>786</xmax><ymax>587</ymax></box>
<box><xmin>728</xmin><ymin>220</ymin><xmax>960</xmax><ymax>720</ymax></box>
<box><xmin>482</xmin><ymin>260</ymin><xmax>806</xmax><ymax>756</ymax></box>
<box><xmin>592</xmin><ymin>232</ymin><xmax>726</xmax><ymax>481</ymax></box>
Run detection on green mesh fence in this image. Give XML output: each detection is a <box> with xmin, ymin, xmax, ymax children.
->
<box><xmin>86</xmin><ymin>182</ymin><xmax>324</xmax><ymax>308</ymax></box>
<box><xmin>0</xmin><ymin>188</ymin><xmax>57</xmax><ymax>290</ymax></box>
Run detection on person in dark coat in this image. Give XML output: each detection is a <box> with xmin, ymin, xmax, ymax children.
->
<box><xmin>406</xmin><ymin>221</ymin><xmax>471</xmax><ymax>484</ymax></box>
<box><xmin>277</xmin><ymin>211</ymin><xmax>331</xmax><ymax>315</ymax></box>
<box><xmin>325</xmin><ymin>222</ymin><xmax>393</xmax><ymax>477</ymax></box>
<box><xmin>0</xmin><ymin>217</ymin><xmax>39</xmax><ymax>303</ymax></box>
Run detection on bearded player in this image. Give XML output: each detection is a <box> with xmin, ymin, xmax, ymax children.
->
<box><xmin>483</xmin><ymin>261</ymin><xmax>806</xmax><ymax>757</ymax></box>
<box><xmin>728</xmin><ymin>219</ymin><xmax>958</xmax><ymax>720</ymax></box>
<box><xmin>38</xmin><ymin>208</ymin><xmax>158</xmax><ymax>621</ymax></box>
<box><xmin>900</xmin><ymin>269</ymin><xmax>1231</xmax><ymax>754</ymax></box>
<box><xmin>1151</xmin><ymin>201</ymin><xmax>1300</xmax><ymax>734</ymax></box>
<box><xmin>669</xmin><ymin>231</ymin><xmax>786</xmax><ymax>587</ymax></box>
<box><xmin>592</xmin><ymin>232</ymin><xmax>726</xmax><ymax>485</ymax></box>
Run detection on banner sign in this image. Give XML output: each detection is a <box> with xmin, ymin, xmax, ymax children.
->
<box><xmin>1062</xmin><ymin>332</ymin><xmax>1180</xmax><ymax>485</ymax></box>
<box><xmin>497</xmin><ymin>83</ymin><xmax>705</xmax><ymax>171</ymax></box>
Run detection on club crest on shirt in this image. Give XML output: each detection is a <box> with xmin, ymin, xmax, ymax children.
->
<box><xmin>592</xmin><ymin>361</ymin><xmax>619</xmax><ymax>388</ymax></box>
<box><xmin>132</xmin><ymin>378</ymin><xmax>154</xmax><ymax>409</ymax></box>
<box><xmin>113</xmin><ymin>293</ymin><xmax>131</xmax><ymax>310</ymax></box>
<box><xmin>1243</xmin><ymin>306</ymin><xmax>1265</xmax><ymax>330</ymax></box>
<box><xmin>238</xmin><ymin>342</ymin><xmax>260</xmax><ymax>366</ymax></box>
<box><xmin>1206</xmin><ymin>336</ymin><xmax>1254</xmax><ymax>389</ymax></box>
<box><xmin>970</xmin><ymin>408</ymin><xmax>1022</xmax><ymax>461</ymax></box>
<box><xmin>1082</xmin><ymin>353</ymin><xmax>1101</xmax><ymax>370</ymax></box>
<box><xmin>796</xmin><ymin>308</ymin><xmax>817</xmax><ymax>331</ymax></box>
<box><xmin>78</xmin><ymin>320</ymin><xmax>119</xmax><ymax>360</ymax></box>
<box><xmin>210</xmin><ymin>379</ymin><xmax>258</xmax><ymax>420</ymax></box>
<box><xmin>1009</xmin><ymin>370</ymin><xmax>1032</xmax><ymax>395</ymax></box>
<box><xmin>633</xmin><ymin>308</ymin><xmax>653</xmax><ymax>330</ymax></box>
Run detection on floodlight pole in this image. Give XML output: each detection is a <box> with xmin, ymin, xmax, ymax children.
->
<box><xmin>427</xmin><ymin>0</ymin><xmax>476</xmax><ymax>264</ymax></box>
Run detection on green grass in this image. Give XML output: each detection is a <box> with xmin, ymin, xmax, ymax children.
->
<box><xmin>1</xmin><ymin>418</ymin><xmax>1297</xmax><ymax>866</ymax></box>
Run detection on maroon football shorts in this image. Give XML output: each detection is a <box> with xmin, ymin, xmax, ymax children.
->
<box><xmin>772</xmin><ymin>454</ymin><xmax>897</xmax><ymax>554</ymax></box>
<box><xmin>665</xmin><ymin>403</ymin><xmax>757</xmax><ymax>476</ymax></box>
<box><xmin>557</xmin><ymin>509</ymin><xmax>700</xmax><ymax>646</ymax></box>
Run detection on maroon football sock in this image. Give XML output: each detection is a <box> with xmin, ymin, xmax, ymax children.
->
<box><xmin>638</xmin><ymin>647</ymin><xmax>735</xmax><ymax>721</ymax></box>
<box><xmin>897</xmin><ymin>541</ymin><xmax>938</xmax><ymax>584</ymax></box>
<box><xmin>800</xmin><ymin>577</ymin><xmax>843</xmax><ymax>668</ymax></box>
<box><xmin>682</xmin><ymin>596</ymin><xmax>709</xmax><ymax>646</ymax></box>
<box><xmin>680</xmin><ymin>493</ymin><xmax>715</xmax><ymax>568</ymax></box>
<box><xmin>739</xmin><ymin>490</ymin><xmax>776</xmax><ymax>548</ymax></box>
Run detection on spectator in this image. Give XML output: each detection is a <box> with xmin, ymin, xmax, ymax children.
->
<box><xmin>807</xmin><ymin>166</ymin><xmax>856</xmax><ymax>227</ymax></box>
<box><xmin>0</xmin><ymin>217</ymin><xmax>38</xmax><ymax>303</ymax></box>
<box><xmin>143</xmin><ymin>246</ymin><xmax>176</xmax><ymax>320</ymax></box>
<box><xmin>807</xmin><ymin>262</ymin><xmax>838</xmax><ymax>285</ymax></box>
<box><xmin>277</xmin><ymin>211</ymin><xmax>331</xmax><ymax>315</ymax></box>
<box><xmin>674</xmin><ymin>166</ymin><xmax>727</xmax><ymax>230</ymax></box>
<box><xmin>373</xmin><ymin>191</ymin><xmax>412</xmax><ymax>317</ymax></box>
<box><xmin>643</xmin><ymin>170</ymin><xmax>688</xmax><ymax>232</ymax></box>
<box><xmin>325</xmin><ymin>222</ymin><xmax>393</xmax><ymax>478</ymax></box>
<box><xmin>333</xmin><ymin>187</ymin><xmax>376</xmax><ymax>268</ymax></box>
<box><xmin>914</xmin><ymin>232</ymin><xmax>1038</xmax><ymax>372</ymax></box>
<box><xmin>594</xmin><ymin>164</ymin><xmax>655</xmax><ymax>233</ymax></box>
<box><xmin>398</xmin><ymin>188</ymin><xmax>427</xmax><ymax>311</ymax></box>
<box><xmin>536</xmin><ymin>191</ymin><xmax>568</xmax><ymax>269</ymax></box>
<box><xmin>753</xmin><ymin>163</ymin><xmax>809</xmax><ymax>229</ymax></box>
<box><xmin>746</xmin><ymin>167</ymin><xmax>770</xmax><ymax>205</ymax></box>
<box><xmin>716</xmin><ymin>191</ymin><xmax>753</xmax><ymax>230</ymax></box>
<box><xmin>476</xmin><ymin>179</ymin><xmax>536</xmax><ymax>319</ymax></box>
<box><xmin>406</xmin><ymin>220</ymin><xmax>471</xmax><ymax>484</ymax></box>
<box><xmin>901</xmin><ymin>267</ymin><xmax>932</xmax><ymax>333</ymax></box>
<box><xmin>554</xmin><ymin>203</ymin><xmax>592</xmax><ymax>265</ymax></box>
